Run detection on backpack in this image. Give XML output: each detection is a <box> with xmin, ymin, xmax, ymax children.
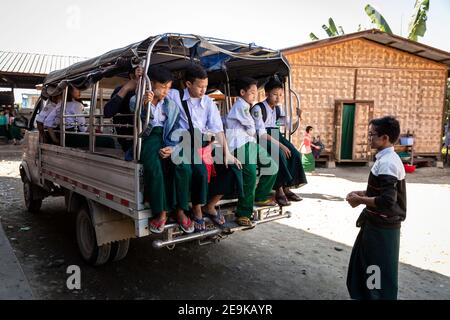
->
<box><xmin>250</xmin><ymin>102</ymin><xmax>281</xmax><ymax>125</ymax></box>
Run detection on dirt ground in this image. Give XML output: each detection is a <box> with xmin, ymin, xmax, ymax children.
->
<box><xmin>1</xmin><ymin>152</ymin><xmax>450</xmax><ymax>300</ymax></box>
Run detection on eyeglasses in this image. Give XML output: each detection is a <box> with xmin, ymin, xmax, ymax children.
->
<box><xmin>368</xmin><ymin>132</ymin><xmax>379</xmax><ymax>138</ymax></box>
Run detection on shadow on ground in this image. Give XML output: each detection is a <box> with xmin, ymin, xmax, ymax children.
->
<box><xmin>1</xmin><ymin>176</ymin><xmax>449</xmax><ymax>300</ymax></box>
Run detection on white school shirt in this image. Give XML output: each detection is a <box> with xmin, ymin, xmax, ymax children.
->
<box><xmin>251</xmin><ymin>100</ymin><xmax>287</xmax><ymax>128</ymax></box>
<box><xmin>36</xmin><ymin>100</ymin><xmax>58</xmax><ymax>124</ymax></box>
<box><xmin>225</xmin><ymin>97</ymin><xmax>266</xmax><ymax>151</ymax></box>
<box><xmin>44</xmin><ymin>101</ymin><xmax>87</xmax><ymax>132</ymax></box>
<box><xmin>372</xmin><ymin>146</ymin><xmax>406</xmax><ymax>181</ymax></box>
<box><xmin>168</xmin><ymin>88</ymin><xmax>223</xmax><ymax>134</ymax></box>
<box><xmin>129</xmin><ymin>95</ymin><xmax>167</xmax><ymax>128</ymax></box>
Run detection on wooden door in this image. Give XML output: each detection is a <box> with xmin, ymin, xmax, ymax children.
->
<box><xmin>352</xmin><ymin>102</ymin><xmax>374</xmax><ymax>161</ymax></box>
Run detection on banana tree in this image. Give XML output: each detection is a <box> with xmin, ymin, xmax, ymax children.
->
<box><xmin>364</xmin><ymin>4</ymin><xmax>393</xmax><ymax>34</ymax></box>
<box><xmin>310</xmin><ymin>18</ymin><xmax>345</xmax><ymax>41</ymax></box>
<box><xmin>310</xmin><ymin>0</ymin><xmax>429</xmax><ymax>41</ymax></box>
<box><xmin>408</xmin><ymin>0</ymin><xmax>429</xmax><ymax>41</ymax></box>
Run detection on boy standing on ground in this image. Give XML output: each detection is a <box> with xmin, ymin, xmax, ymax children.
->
<box><xmin>346</xmin><ymin>116</ymin><xmax>406</xmax><ymax>300</ymax></box>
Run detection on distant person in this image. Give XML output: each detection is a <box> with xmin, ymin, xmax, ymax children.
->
<box><xmin>44</xmin><ymin>86</ymin><xmax>86</xmax><ymax>145</ymax></box>
<box><xmin>300</xmin><ymin>126</ymin><xmax>320</xmax><ymax>173</ymax></box>
<box><xmin>0</xmin><ymin>109</ymin><xmax>7</xmax><ymax>138</ymax></box>
<box><xmin>36</xmin><ymin>95</ymin><xmax>61</xmax><ymax>143</ymax></box>
<box><xmin>7</xmin><ymin>108</ymin><xmax>22</xmax><ymax>145</ymax></box>
<box><xmin>346</xmin><ymin>116</ymin><xmax>406</xmax><ymax>300</ymax></box>
<box><xmin>312</xmin><ymin>135</ymin><xmax>325</xmax><ymax>159</ymax></box>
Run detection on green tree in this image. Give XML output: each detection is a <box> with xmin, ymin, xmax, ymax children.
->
<box><xmin>309</xmin><ymin>0</ymin><xmax>429</xmax><ymax>42</ymax></box>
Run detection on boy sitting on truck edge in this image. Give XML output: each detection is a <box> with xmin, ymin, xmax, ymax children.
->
<box><xmin>168</xmin><ymin>63</ymin><xmax>241</xmax><ymax>232</ymax></box>
<box><xmin>129</xmin><ymin>65</ymin><xmax>185</xmax><ymax>233</ymax></box>
<box><xmin>252</xmin><ymin>77</ymin><xmax>307</xmax><ymax>206</ymax></box>
<box><xmin>209</xmin><ymin>77</ymin><xmax>278</xmax><ymax>227</ymax></box>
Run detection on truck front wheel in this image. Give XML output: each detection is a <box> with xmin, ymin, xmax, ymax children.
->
<box><xmin>75</xmin><ymin>205</ymin><xmax>111</xmax><ymax>266</ymax></box>
<box><xmin>23</xmin><ymin>179</ymin><xmax>42</xmax><ymax>213</ymax></box>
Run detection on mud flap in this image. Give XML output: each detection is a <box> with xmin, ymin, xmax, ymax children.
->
<box><xmin>89</xmin><ymin>200</ymin><xmax>136</xmax><ymax>246</ymax></box>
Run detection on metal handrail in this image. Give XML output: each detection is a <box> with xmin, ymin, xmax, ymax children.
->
<box><xmin>134</xmin><ymin>35</ymin><xmax>165</xmax><ymax>161</ymax></box>
<box><xmin>289</xmin><ymin>89</ymin><xmax>301</xmax><ymax>136</ymax></box>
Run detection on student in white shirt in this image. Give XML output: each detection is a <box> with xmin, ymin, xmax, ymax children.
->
<box><xmin>44</xmin><ymin>86</ymin><xmax>86</xmax><ymax>145</ymax></box>
<box><xmin>129</xmin><ymin>65</ymin><xmax>185</xmax><ymax>233</ymax></box>
<box><xmin>251</xmin><ymin>77</ymin><xmax>307</xmax><ymax>205</ymax></box>
<box><xmin>170</xmin><ymin>63</ymin><xmax>241</xmax><ymax>232</ymax></box>
<box><xmin>209</xmin><ymin>77</ymin><xmax>279</xmax><ymax>227</ymax></box>
<box><xmin>36</xmin><ymin>95</ymin><xmax>61</xmax><ymax>143</ymax></box>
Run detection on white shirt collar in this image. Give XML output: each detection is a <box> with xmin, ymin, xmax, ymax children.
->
<box><xmin>182</xmin><ymin>88</ymin><xmax>207</xmax><ymax>108</ymax></box>
<box><xmin>375</xmin><ymin>146</ymin><xmax>394</xmax><ymax>160</ymax></box>
<box><xmin>262</xmin><ymin>99</ymin><xmax>275</xmax><ymax>112</ymax></box>
<box><xmin>237</xmin><ymin>97</ymin><xmax>251</xmax><ymax>109</ymax></box>
<box><xmin>151</xmin><ymin>98</ymin><xmax>165</xmax><ymax>108</ymax></box>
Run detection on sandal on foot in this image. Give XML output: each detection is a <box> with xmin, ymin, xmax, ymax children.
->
<box><xmin>149</xmin><ymin>217</ymin><xmax>167</xmax><ymax>234</ymax></box>
<box><xmin>204</xmin><ymin>210</ymin><xmax>225</xmax><ymax>226</ymax></box>
<box><xmin>284</xmin><ymin>190</ymin><xmax>303</xmax><ymax>201</ymax></box>
<box><xmin>236</xmin><ymin>216</ymin><xmax>254</xmax><ymax>227</ymax></box>
<box><xmin>254</xmin><ymin>199</ymin><xmax>277</xmax><ymax>207</ymax></box>
<box><xmin>177</xmin><ymin>216</ymin><xmax>194</xmax><ymax>234</ymax></box>
<box><xmin>275</xmin><ymin>195</ymin><xmax>291</xmax><ymax>207</ymax></box>
<box><xmin>192</xmin><ymin>217</ymin><xmax>206</xmax><ymax>232</ymax></box>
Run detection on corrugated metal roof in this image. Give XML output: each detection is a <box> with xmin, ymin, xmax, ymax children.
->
<box><xmin>0</xmin><ymin>51</ymin><xmax>87</xmax><ymax>76</ymax></box>
<box><xmin>282</xmin><ymin>29</ymin><xmax>450</xmax><ymax>70</ymax></box>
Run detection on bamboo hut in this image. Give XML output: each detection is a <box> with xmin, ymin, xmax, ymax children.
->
<box><xmin>282</xmin><ymin>29</ymin><xmax>450</xmax><ymax>165</ymax></box>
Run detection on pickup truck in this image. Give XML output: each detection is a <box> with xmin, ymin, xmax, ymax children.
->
<box><xmin>16</xmin><ymin>33</ymin><xmax>301</xmax><ymax>266</ymax></box>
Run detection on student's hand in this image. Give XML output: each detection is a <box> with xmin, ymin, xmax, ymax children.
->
<box><xmin>350</xmin><ymin>191</ymin><xmax>366</xmax><ymax>197</ymax></box>
<box><xmin>143</xmin><ymin>91</ymin><xmax>155</xmax><ymax>105</ymax></box>
<box><xmin>280</xmin><ymin>144</ymin><xmax>291</xmax><ymax>159</ymax></box>
<box><xmin>346</xmin><ymin>193</ymin><xmax>361</xmax><ymax>208</ymax></box>
<box><xmin>159</xmin><ymin>147</ymin><xmax>172</xmax><ymax>159</ymax></box>
<box><xmin>225</xmin><ymin>152</ymin><xmax>242</xmax><ymax>170</ymax></box>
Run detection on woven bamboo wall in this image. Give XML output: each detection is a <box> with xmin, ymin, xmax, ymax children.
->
<box><xmin>284</xmin><ymin>38</ymin><xmax>447</xmax><ymax>156</ymax></box>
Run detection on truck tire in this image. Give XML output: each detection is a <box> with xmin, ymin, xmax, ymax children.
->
<box><xmin>23</xmin><ymin>179</ymin><xmax>42</xmax><ymax>213</ymax></box>
<box><xmin>75</xmin><ymin>205</ymin><xmax>111</xmax><ymax>266</ymax></box>
<box><xmin>109</xmin><ymin>239</ymin><xmax>130</xmax><ymax>262</ymax></box>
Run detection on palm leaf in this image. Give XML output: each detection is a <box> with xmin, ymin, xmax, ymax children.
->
<box><xmin>408</xmin><ymin>0</ymin><xmax>429</xmax><ymax>41</ymax></box>
<box><xmin>322</xmin><ymin>25</ymin><xmax>334</xmax><ymax>37</ymax></box>
<box><xmin>364</xmin><ymin>4</ymin><xmax>393</xmax><ymax>34</ymax></box>
<box><xmin>328</xmin><ymin>18</ymin><xmax>339</xmax><ymax>35</ymax></box>
<box><xmin>309</xmin><ymin>33</ymin><xmax>319</xmax><ymax>41</ymax></box>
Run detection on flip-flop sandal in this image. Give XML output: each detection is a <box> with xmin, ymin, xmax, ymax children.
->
<box><xmin>149</xmin><ymin>217</ymin><xmax>167</xmax><ymax>234</ymax></box>
<box><xmin>275</xmin><ymin>195</ymin><xmax>291</xmax><ymax>207</ymax></box>
<box><xmin>236</xmin><ymin>216</ymin><xmax>254</xmax><ymax>227</ymax></box>
<box><xmin>192</xmin><ymin>217</ymin><xmax>206</xmax><ymax>233</ymax></box>
<box><xmin>284</xmin><ymin>191</ymin><xmax>303</xmax><ymax>201</ymax></box>
<box><xmin>205</xmin><ymin>211</ymin><xmax>225</xmax><ymax>226</ymax></box>
<box><xmin>177</xmin><ymin>216</ymin><xmax>194</xmax><ymax>234</ymax></box>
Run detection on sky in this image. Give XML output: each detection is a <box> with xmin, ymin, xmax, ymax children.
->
<box><xmin>1</xmin><ymin>0</ymin><xmax>450</xmax><ymax>59</ymax></box>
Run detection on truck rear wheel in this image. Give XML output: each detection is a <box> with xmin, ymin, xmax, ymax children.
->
<box><xmin>109</xmin><ymin>239</ymin><xmax>130</xmax><ymax>262</ymax></box>
<box><xmin>23</xmin><ymin>179</ymin><xmax>42</xmax><ymax>213</ymax></box>
<box><xmin>76</xmin><ymin>205</ymin><xmax>111</xmax><ymax>266</ymax></box>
